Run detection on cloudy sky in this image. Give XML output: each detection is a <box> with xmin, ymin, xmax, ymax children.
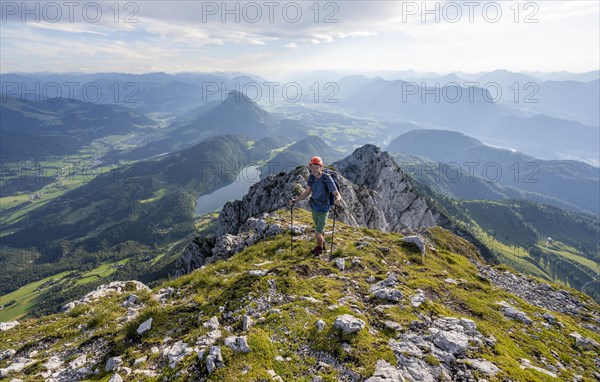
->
<box><xmin>1</xmin><ymin>1</ymin><xmax>598</xmax><ymax>78</ymax></box>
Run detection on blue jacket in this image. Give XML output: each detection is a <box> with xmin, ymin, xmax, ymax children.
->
<box><xmin>308</xmin><ymin>173</ymin><xmax>337</xmax><ymax>212</ymax></box>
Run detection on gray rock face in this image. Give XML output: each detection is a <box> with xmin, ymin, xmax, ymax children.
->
<box><xmin>410</xmin><ymin>289</ymin><xmax>426</xmax><ymax>308</ymax></box>
<box><xmin>137</xmin><ymin>318</ymin><xmax>153</xmax><ymax>335</ymax></box>
<box><xmin>497</xmin><ymin>301</ymin><xmax>533</xmax><ymax>324</ymax></box>
<box><xmin>520</xmin><ymin>358</ymin><xmax>558</xmax><ymax>378</ymax></box>
<box><xmin>62</xmin><ymin>281</ymin><xmax>151</xmax><ymax>312</ymax></box>
<box><xmin>0</xmin><ymin>349</ymin><xmax>16</xmax><ymax>361</ymax></box>
<box><xmin>196</xmin><ymin>330</ymin><xmax>222</xmax><ymax>348</ymax></box>
<box><xmin>176</xmin><ymin>215</ymin><xmax>283</xmax><ymax>275</ymax></box>
<box><xmin>163</xmin><ymin>341</ymin><xmax>193</xmax><ymax>369</ymax></box>
<box><xmin>477</xmin><ymin>265</ymin><xmax>598</xmax><ymax>322</ymax></box>
<box><xmin>105</xmin><ymin>357</ymin><xmax>122</xmax><ymax>372</ymax></box>
<box><xmin>0</xmin><ymin>321</ymin><xmax>19</xmax><ymax>331</ymax></box>
<box><xmin>401</xmin><ymin>236</ymin><xmax>426</xmax><ymax>257</ymax></box>
<box><xmin>370</xmin><ymin>275</ymin><xmax>403</xmax><ymax>302</ymax></box>
<box><xmin>242</xmin><ymin>315</ymin><xmax>253</xmax><ymax>331</ymax></box>
<box><xmin>430</xmin><ymin>329</ymin><xmax>469</xmax><ymax>355</ymax></box>
<box><xmin>388</xmin><ymin>317</ymin><xmax>498</xmax><ymax>381</ymax></box>
<box><xmin>334</xmin><ymin>145</ymin><xmax>439</xmax><ymax>231</ymax></box>
<box><xmin>580</xmin><ymin>323</ymin><xmax>600</xmax><ymax>334</ymax></box>
<box><xmin>43</xmin><ymin>356</ymin><xmax>63</xmax><ymax>371</ymax></box>
<box><xmin>334</xmin><ymin>314</ymin><xmax>366</xmax><ymax>334</ymax></box>
<box><xmin>68</xmin><ymin>355</ymin><xmax>86</xmax><ymax>369</ymax></box>
<box><xmin>123</xmin><ymin>294</ymin><xmax>138</xmax><ymax>308</ymax></box>
<box><xmin>224</xmin><ymin>336</ymin><xmax>251</xmax><ymax>353</ymax></box>
<box><xmin>4</xmin><ymin>358</ymin><xmax>35</xmax><ymax>374</ymax></box>
<box><xmin>542</xmin><ymin>312</ymin><xmax>557</xmax><ymax>324</ymax></box>
<box><xmin>108</xmin><ymin>373</ymin><xmax>123</xmax><ymax>382</ymax></box>
<box><xmin>316</xmin><ymin>319</ymin><xmax>326</xmax><ymax>332</ymax></box>
<box><xmin>384</xmin><ymin>321</ymin><xmax>403</xmax><ymax>332</ymax></box>
<box><xmin>206</xmin><ymin>346</ymin><xmax>224</xmax><ymax>374</ymax></box>
<box><xmin>248</xmin><ymin>269</ymin><xmax>268</xmax><ymax>276</ymax></box>
<box><xmin>203</xmin><ymin>316</ymin><xmax>220</xmax><ymax>331</ymax></box>
<box><xmin>570</xmin><ymin>332</ymin><xmax>600</xmax><ymax>350</ymax></box>
<box><xmin>156</xmin><ymin>287</ymin><xmax>175</xmax><ymax>301</ymax></box>
<box><xmin>468</xmin><ymin>358</ymin><xmax>500</xmax><ymax>376</ymax></box>
<box><xmin>365</xmin><ymin>359</ymin><xmax>405</xmax><ymax>381</ymax></box>
<box><xmin>179</xmin><ymin>237</ymin><xmax>216</xmax><ymax>275</ymax></box>
<box><xmin>335</xmin><ymin>258</ymin><xmax>345</xmax><ymax>271</ymax></box>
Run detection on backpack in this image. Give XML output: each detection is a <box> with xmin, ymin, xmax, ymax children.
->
<box><xmin>323</xmin><ymin>168</ymin><xmax>340</xmax><ymax>205</ymax></box>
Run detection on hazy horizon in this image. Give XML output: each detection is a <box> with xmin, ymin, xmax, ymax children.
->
<box><xmin>2</xmin><ymin>68</ymin><xmax>598</xmax><ymax>84</ymax></box>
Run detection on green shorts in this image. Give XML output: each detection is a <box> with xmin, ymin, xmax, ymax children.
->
<box><xmin>312</xmin><ymin>210</ymin><xmax>329</xmax><ymax>234</ymax></box>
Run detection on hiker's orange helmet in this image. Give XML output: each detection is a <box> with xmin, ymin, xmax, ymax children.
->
<box><xmin>309</xmin><ymin>156</ymin><xmax>323</xmax><ymax>166</ymax></box>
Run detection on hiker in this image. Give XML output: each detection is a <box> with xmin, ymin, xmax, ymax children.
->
<box><xmin>289</xmin><ymin>156</ymin><xmax>342</xmax><ymax>255</ymax></box>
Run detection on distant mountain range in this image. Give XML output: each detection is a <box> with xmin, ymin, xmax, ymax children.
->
<box><xmin>484</xmin><ymin>115</ymin><xmax>599</xmax><ymax>162</ymax></box>
<box><xmin>114</xmin><ymin>91</ymin><xmax>283</xmax><ymax>161</ymax></box>
<box><xmin>336</xmin><ymin>69</ymin><xmax>599</xmax><ymax>126</ymax></box>
<box><xmin>336</xmin><ymin>75</ymin><xmax>512</xmax><ymax>128</ymax></box>
<box><xmin>0</xmin><ymin>72</ymin><xmax>264</xmax><ymax>115</ymax></box>
<box><xmin>3</xmin><ymin>70</ymin><xmax>598</xmax><ymax>164</ymax></box>
<box><xmin>387</xmin><ymin>129</ymin><xmax>600</xmax><ymax>214</ymax></box>
<box><xmin>333</xmin><ymin>73</ymin><xmax>599</xmax><ymax>163</ymax></box>
<box><xmin>177</xmin><ymin>91</ymin><xmax>272</xmax><ymax>137</ymax></box>
<box><xmin>0</xmin><ymin>96</ymin><xmax>157</xmax><ymax>161</ymax></box>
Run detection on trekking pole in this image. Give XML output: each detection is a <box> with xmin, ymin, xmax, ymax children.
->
<box><xmin>290</xmin><ymin>202</ymin><xmax>294</xmax><ymax>253</ymax></box>
<box><xmin>330</xmin><ymin>203</ymin><xmax>337</xmax><ymax>256</ymax></box>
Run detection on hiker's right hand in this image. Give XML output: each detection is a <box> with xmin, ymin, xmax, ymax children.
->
<box><xmin>289</xmin><ymin>198</ymin><xmax>296</xmax><ymax>206</ymax></box>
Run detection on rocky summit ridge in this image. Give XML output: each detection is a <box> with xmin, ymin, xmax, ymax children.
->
<box><xmin>179</xmin><ymin>144</ymin><xmax>439</xmax><ymax>275</ymax></box>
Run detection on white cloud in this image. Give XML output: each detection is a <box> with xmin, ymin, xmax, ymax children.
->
<box><xmin>0</xmin><ymin>1</ymin><xmax>597</xmax><ymax>74</ymax></box>
<box><xmin>337</xmin><ymin>31</ymin><xmax>377</xmax><ymax>39</ymax></box>
<box><xmin>28</xmin><ymin>23</ymin><xmax>108</xmax><ymax>36</ymax></box>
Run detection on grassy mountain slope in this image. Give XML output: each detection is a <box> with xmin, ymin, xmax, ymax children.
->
<box><xmin>412</xmin><ymin>179</ymin><xmax>600</xmax><ymax>302</ymax></box>
<box><xmin>0</xmin><ymin>130</ymin><xmax>83</xmax><ymax>161</ymax></box>
<box><xmin>0</xmin><ymin>208</ymin><xmax>598</xmax><ymax>381</ymax></box>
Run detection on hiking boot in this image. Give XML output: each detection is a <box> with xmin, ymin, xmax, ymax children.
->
<box><xmin>311</xmin><ymin>245</ymin><xmax>324</xmax><ymax>255</ymax></box>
